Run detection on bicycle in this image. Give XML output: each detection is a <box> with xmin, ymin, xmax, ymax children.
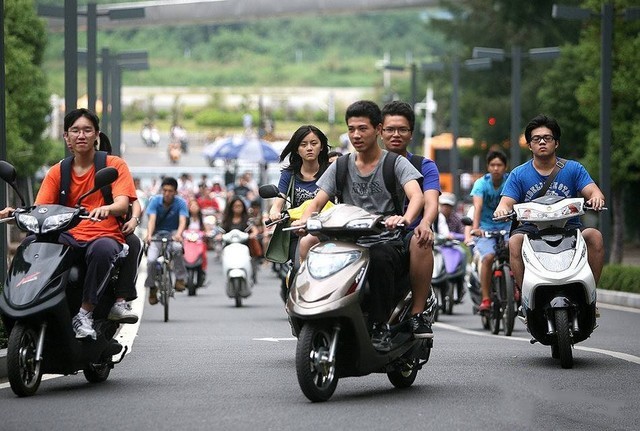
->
<box><xmin>479</xmin><ymin>229</ymin><xmax>518</xmax><ymax>336</ymax></box>
<box><xmin>151</xmin><ymin>234</ymin><xmax>178</xmax><ymax>322</ymax></box>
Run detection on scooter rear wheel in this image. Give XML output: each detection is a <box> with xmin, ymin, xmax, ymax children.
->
<box><xmin>84</xmin><ymin>362</ymin><xmax>111</xmax><ymax>383</ymax></box>
<box><xmin>296</xmin><ymin>323</ymin><xmax>338</xmax><ymax>402</ymax></box>
<box><xmin>387</xmin><ymin>358</ymin><xmax>419</xmax><ymax>388</ymax></box>
<box><xmin>7</xmin><ymin>322</ymin><xmax>43</xmax><ymax>397</ymax></box>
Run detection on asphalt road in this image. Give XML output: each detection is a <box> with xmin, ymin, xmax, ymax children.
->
<box><xmin>1</xmin><ymin>254</ymin><xmax>639</xmax><ymax>430</ymax></box>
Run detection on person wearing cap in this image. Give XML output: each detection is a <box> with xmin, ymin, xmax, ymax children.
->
<box><xmin>436</xmin><ymin>192</ymin><xmax>465</xmax><ymax>239</ymax></box>
<box><xmin>469</xmin><ymin>150</ymin><xmax>511</xmax><ymax>312</ymax></box>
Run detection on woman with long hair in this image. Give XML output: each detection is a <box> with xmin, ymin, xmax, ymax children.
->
<box><xmin>267</xmin><ymin>125</ymin><xmax>330</xmax><ymax>257</ymax></box>
<box><xmin>269</xmin><ymin>125</ymin><xmax>330</xmax><ymax>217</ymax></box>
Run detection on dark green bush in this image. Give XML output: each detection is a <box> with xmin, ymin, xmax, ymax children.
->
<box><xmin>599</xmin><ymin>265</ymin><xmax>640</xmax><ymax>294</ymax></box>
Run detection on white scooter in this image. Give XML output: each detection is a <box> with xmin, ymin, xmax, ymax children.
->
<box><xmin>220</xmin><ymin>228</ymin><xmax>253</xmax><ymax>307</ymax></box>
<box><xmin>507</xmin><ymin>195</ymin><xmax>600</xmax><ymax>369</ymax></box>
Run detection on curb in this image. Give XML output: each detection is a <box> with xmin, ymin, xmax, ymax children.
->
<box><xmin>2</xmin><ymin>289</ymin><xmax>640</xmax><ymax>385</ymax></box>
<box><xmin>596</xmin><ymin>288</ymin><xmax>640</xmax><ymax>309</ymax></box>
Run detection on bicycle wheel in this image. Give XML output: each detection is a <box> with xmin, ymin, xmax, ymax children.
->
<box><xmin>489</xmin><ymin>274</ymin><xmax>501</xmax><ymax>335</ymax></box>
<box><xmin>503</xmin><ymin>265</ymin><xmax>516</xmax><ymax>336</ymax></box>
<box><xmin>161</xmin><ymin>264</ymin><xmax>171</xmax><ymax>322</ymax></box>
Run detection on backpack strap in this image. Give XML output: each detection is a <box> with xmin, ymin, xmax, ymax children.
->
<box><xmin>58</xmin><ymin>150</ymin><xmax>113</xmax><ymax>207</ymax></box>
<box><xmin>408</xmin><ymin>154</ymin><xmax>424</xmax><ymax>191</ymax></box>
<box><xmin>335</xmin><ymin>153</ymin><xmax>350</xmax><ymax>204</ymax></box>
<box><xmin>58</xmin><ymin>155</ymin><xmax>74</xmax><ymax>206</ymax></box>
<box><xmin>382</xmin><ymin>151</ymin><xmax>403</xmax><ymax>215</ymax></box>
<box><xmin>94</xmin><ymin>151</ymin><xmax>114</xmax><ymax>205</ymax></box>
<box><xmin>335</xmin><ymin>152</ymin><xmax>403</xmax><ymax>215</ymax></box>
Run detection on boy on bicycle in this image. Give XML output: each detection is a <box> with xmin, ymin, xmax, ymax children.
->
<box><xmin>144</xmin><ymin>177</ymin><xmax>189</xmax><ymax>304</ymax></box>
<box><xmin>469</xmin><ymin>150</ymin><xmax>511</xmax><ymax>312</ymax></box>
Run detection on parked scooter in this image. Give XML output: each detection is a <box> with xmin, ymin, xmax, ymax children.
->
<box><xmin>498</xmin><ymin>195</ymin><xmax>601</xmax><ymax>368</ymax></box>
<box><xmin>182</xmin><ymin>229</ymin><xmax>207</xmax><ymax>296</ymax></box>
<box><xmin>431</xmin><ymin>234</ymin><xmax>468</xmax><ymax>317</ymax></box>
<box><xmin>260</xmin><ymin>185</ymin><xmax>434</xmax><ymax>402</ymax></box>
<box><xmin>0</xmin><ymin>161</ymin><xmax>127</xmax><ymax>397</ymax></box>
<box><xmin>220</xmin><ymin>227</ymin><xmax>254</xmax><ymax>307</ymax></box>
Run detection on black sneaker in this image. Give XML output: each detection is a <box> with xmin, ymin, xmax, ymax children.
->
<box><xmin>371</xmin><ymin>323</ymin><xmax>392</xmax><ymax>352</ymax></box>
<box><xmin>408</xmin><ymin>313</ymin><xmax>434</xmax><ymax>339</ymax></box>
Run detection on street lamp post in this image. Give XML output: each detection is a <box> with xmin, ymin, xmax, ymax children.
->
<box><xmin>109</xmin><ymin>52</ymin><xmax>149</xmax><ymax>156</ymax></box>
<box><xmin>472</xmin><ymin>45</ymin><xmax>561</xmax><ymax>168</ymax></box>
<box><xmin>84</xmin><ymin>3</ymin><xmax>145</xmax><ymax>113</ymax></box>
<box><xmin>378</xmin><ymin>57</ymin><xmax>492</xmax><ymax>198</ymax></box>
<box><xmin>38</xmin><ymin>3</ymin><xmax>145</xmax><ymax>115</ymax></box>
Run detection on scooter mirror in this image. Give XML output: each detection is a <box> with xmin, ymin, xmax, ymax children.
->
<box><xmin>94</xmin><ymin>166</ymin><xmax>119</xmax><ymax>189</ymax></box>
<box><xmin>75</xmin><ymin>167</ymin><xmax>119</xmax><ymax>206</ymax></box>
<box><xmin>0</xmin><ymin>160</ymin><xmax>17</xmax><ymax>184</ymax></box>
<box><xmin>0</xmin><ymin>160</ymin><xmax>26</xmax><ymax>206</ymax></box>
<box><xmin>259</xmin><ymin>184</ymin><xmax>280</xmax><ymax>199</ymax></box>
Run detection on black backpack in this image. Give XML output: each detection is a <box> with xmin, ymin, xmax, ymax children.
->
<box><xmin>58</xmin><ymin>150</ymin><xmax>113</xmax><ymax>206</ymax></box>
<box><xmin>334</xmin><ymin>152</ymin><xmax>423</xmax><ymax>216</ymax></box>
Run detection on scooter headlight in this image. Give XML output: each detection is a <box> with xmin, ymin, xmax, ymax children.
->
<box><xmin>536</xmin><ymin>248</ymin><xmax>576</xmax><ymax>272</ymax></box>
<box><xmin>307</xmin><ymin>250</ymin><xmax>361</xmax><ymax>279</ymax></box>
<box><xmin>41</xmin><ymin>212</ymin><xmax>74</xmax><ymax>233</ymax></box>
<box><xmin>16</xmin><ymin>214</ymin><xmax>39</xmax><ymax>234</ymax></box>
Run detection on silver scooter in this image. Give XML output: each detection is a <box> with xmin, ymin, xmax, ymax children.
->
<box><xmin>260</xmin><ymin>185</ymin><xmax>435</xmax><ymax>402</ymax></box>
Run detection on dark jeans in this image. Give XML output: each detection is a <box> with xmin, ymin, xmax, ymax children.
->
<box><xmin>367</xmin><ymin>242</ymin><xmax>409</xmax><ymax>324</ymax></box>
<box><xmin>114</xmin><ymin>233</ymin><xmax>143</xmax><ymax>301</ymax></box>
<box><xmin>57</xmin><ymin>233</ymin><xmax>123</xmax><ymax>305</ymax></box>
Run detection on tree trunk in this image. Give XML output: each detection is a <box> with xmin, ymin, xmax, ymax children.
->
<box><xmin>610</xmin><ymin>186</ymin><xmax>624</xmax><ymax>264</ymax></box>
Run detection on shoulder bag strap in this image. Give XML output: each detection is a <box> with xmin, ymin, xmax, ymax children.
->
<box><xmin>287</xmin><ymin>174</ymin><xmax>295</xmax><ymax>205</ymax></box>
<box><xmin>534</xmin><ymin>157</ymin><xmax>565</xmax><ymax>199</ymax></box>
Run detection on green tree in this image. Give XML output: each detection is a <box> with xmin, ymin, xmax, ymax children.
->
<box><xmin>5</xmin><ymin>0</ymin><xmax>52</xmax><ymax>175</ymax></box>
<box><xmin>571</xmin><ymin>0</ymin><xmax>640</xmax><ymax>263</ymax></box>
<box><xmin>428</xmin><ymin>0</ymin><xmax>583</xmax><ymax>151</ymax></box>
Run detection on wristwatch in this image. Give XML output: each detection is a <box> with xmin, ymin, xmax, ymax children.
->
<box><xmin>133</xmin><ymin>216</ymin><xmax>141</xmax><ymax>225</ymax></box>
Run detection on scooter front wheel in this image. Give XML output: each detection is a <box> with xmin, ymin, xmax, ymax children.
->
<box><xmin>187</xmin><ymin>268</ymin><xmax>198</xmax><ymax>296</ymax></box>
<box><xmin>554</xmin><ymin>309</ymin><xmax>574</xmax><ymax>369</ymax></box>
<box><xmin>296</xmin><ymin>323</ymin><xmax>338</xmax><ymax>402</ymax></box>
<box><xmin>7</xmin><ymin>322</ymin><xmax>43</xmax><ymax>397</ymax></box>
<box><xmin>502</xmin><ymin>268</ymin><xmax>516</xmax><ymax>336</ymax></box>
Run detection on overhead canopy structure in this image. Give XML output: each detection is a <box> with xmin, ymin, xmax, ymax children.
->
<box><xmin>43</xmin><ymin>0</ymin><xmax>439</xmax><ymax>30</ymax></box>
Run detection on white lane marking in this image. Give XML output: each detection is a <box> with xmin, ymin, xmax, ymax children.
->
<box><xmin>253</xmin><ymin>337</ymin><xmax>296</xmax><ymax>342</ymax></box>
<box><xmin>434</xmin><ymin>322</ymin><xmax>640</xmax><ymax>365</ymax></box>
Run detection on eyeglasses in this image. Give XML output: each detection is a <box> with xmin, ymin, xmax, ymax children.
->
<box><xmin>67</xmin><ymin>127</ymin><xmax>96</xmax><ymax>136</ymax></box>
<box><xmin>382</xmin><ymin>127</ymin><xmax>411</xmax><ymax>136</ymax></box>
<box><xmin>530</xmin><ymin>134</ymin><xmax>555</xmax><ymax>144</ymax></box>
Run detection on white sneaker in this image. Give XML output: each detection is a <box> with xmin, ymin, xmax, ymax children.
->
<box><xmin>108</xmin><ymin>301</ymin><xmax>139</xmax><ymax>324</ymax></box>
<box><xmin>72</xmin><ymin>312</ymin><xmax>97</xmax><ymax>340</ymax></box>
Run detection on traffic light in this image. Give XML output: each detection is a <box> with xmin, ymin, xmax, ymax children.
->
<box><xmin>488</xmin><ymin>117</ymin><xmax>496</xmax><ymax>126</ymax></box>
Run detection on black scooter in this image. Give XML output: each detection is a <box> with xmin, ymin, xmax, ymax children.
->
<box><xmin>0</xmin><ymin>161</ymin><xmax>127</xmax><ymax>397</ymax></box>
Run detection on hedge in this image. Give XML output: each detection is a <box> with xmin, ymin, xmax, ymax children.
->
<box><xmin>598</xmin><ymin>265</ymin><xmax>640</xmax><ymax>294</ymax></box>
